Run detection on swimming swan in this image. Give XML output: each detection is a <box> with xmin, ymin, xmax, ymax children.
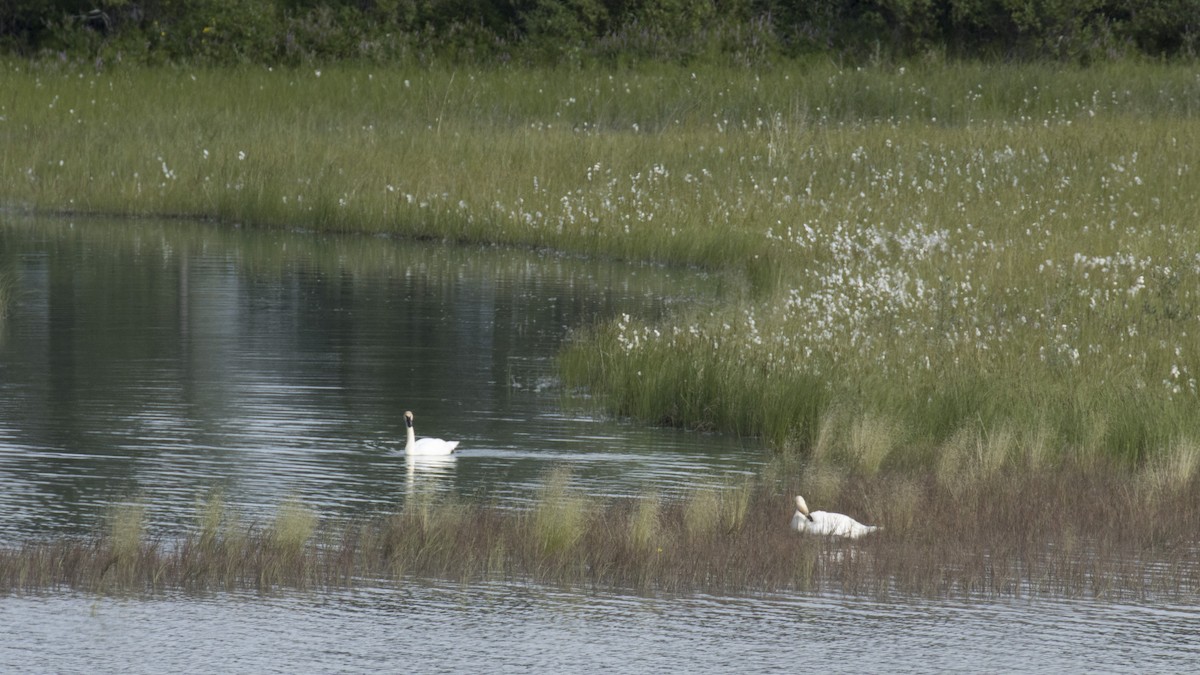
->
<box><xmin>404</xmin><ymin>411</ymin><xmax>459</xmax><ymax>456</ymax></box>
<box><xmin>791</xmin><ymin>495</ymin><xmax>879</xmax><ymax>539</ymax></box>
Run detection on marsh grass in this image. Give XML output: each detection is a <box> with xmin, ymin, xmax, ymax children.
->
<box><xmin>530</xmin><ymin>467</ymin><xmax>589</xmax><ymax>557</ymax></box>
<box><xmin>935</xmin><ymin>423</ymin><xmax>1013</xmax><ymax>491</ymax></box>
<box><xmin>5</xmin><ymin>60</ymin><xmax>1200</xmax><ymax>467</ymax></box>
<box><xmin>272</xmin><ymin>497</ymin><xmax>318</xmax><ymax>557</ymax></box>
<box><xmin>628</xmin><ymin>489</ymin><xmax>662</xmax><ymax>553</ymax></box>
<box><xmin>107</xmin><ymin>502</ymin><xmax>146</xmax><ymax>564</ymax></box>
<box><xmin>2</xmin><ymin>464</ymin><xmax>1196</xmax><ymax>600</ymax></box>
<box><xmin>809</xmin><ymin>406</ymin><xmax>905</xmax><ymax>471</ymax></box>
<box><xmin>196</xmin><ymin>489</ymin><xmax>226</xmax><ymax>551</ymax></box>
<box><xmin>1138</xmin><ymin>437</ymin><xmax>1200</xmax><ymax>504</ymax></box>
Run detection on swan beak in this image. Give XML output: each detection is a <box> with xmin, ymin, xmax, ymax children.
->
<box><xmin>404</xmin><ymin>411</ymin><xmax>414</xmax><ymax>428</ymax></box>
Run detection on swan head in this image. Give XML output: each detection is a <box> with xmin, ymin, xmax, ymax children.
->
<box><xmin>794</xmin><ymin>495</ymin><xmax>815</xmax><ymax>522</ymax></box>
<box><xmin>404</xmin><ymin>411</ymin><xmax>414</xmax><ymax>428</ymax></box>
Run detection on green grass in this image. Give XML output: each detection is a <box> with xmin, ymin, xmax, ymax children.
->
<box><xmin>3</xmin><ymin>58</ymin><xmax>1200</xmax><ymax>469</ymax></box>
<box><xmin>272</xmin><ymin>497</ymin><xmax>318</xmax><ymax>558</ymax></box>
<box><xmin>529</xmin><ymin>466</ymin><xmax>589</xmax><ymax>556</ymax></box>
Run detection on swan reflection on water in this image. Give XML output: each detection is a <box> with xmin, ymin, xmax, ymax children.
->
<box><xmin>405</xmin><ymin>452</ymin><xmax>458</xmax><ymax>495</ymax></box>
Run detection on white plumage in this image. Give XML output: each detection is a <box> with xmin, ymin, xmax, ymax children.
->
<box><xmin>404</xmin><ymin>410</ymin><xmax>459</xmax><ymax>456</ymax></box>
<box><xmin>790</xmin><ymin>495</ymin><xmax>879</xmax><ymax>539</ymax></box>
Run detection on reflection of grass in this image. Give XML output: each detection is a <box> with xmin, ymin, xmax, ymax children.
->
<box><xmin>2</xmin><ymin>465</ymin><xmax>1196</xmax><ymax>599</ymax></box>
<box><xmin>0</xmin><ymin>269</ymin><xmax>12</xmax><ymax>329</ymax></box>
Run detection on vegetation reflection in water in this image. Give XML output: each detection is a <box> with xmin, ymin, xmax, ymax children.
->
<box><xmin>2</xmin><ymin>462</ymin><xmax>1197</xmax><ymax>601</ymax></box>
<box><xmin>0</xmin><ymin>214</ymin><xmax>757</xmax><ymax>539</ymax></box>
<box><xmin>0</xmin><ymin>268</ymin><xmax>12</xmax><ymax>332</ymax></box>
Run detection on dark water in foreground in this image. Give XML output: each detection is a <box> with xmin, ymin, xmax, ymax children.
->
<box><xmin>2</xmin><ymin>215</ymin><xmax>1198</xmax><ymax>672</ymax></box>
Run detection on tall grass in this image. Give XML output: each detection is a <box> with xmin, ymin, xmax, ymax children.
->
<box><xmin>1</xmin><ymin>465</ymin><xmax>1196</xmax><ymax>599</ymax></box>
<box><xmin>4</xmin><ymin>59</ymin><xmax>1200</xmax><ymax>467</ymax></box>
<box><xmin>529</xmin><ymin>466</ymin><xmax>589</xmax><ymax>557</ymax></box>
<box><xmin>107</xmin><ymin>501</ymin><xmax>146</xmax><ymax>564</ymax></box>
<box><xmin>628</xmin><ymin>489</ymin><xmax>662</xmax><ymax>553</ymax></box>
<box><xmin>1139</xmin><ymin>437</ymin><xmax>1200</xmax><ymax>504</ymax></box>
<box><xmin>272</xmin><ymin>497</ymin><xmax>318</xmax><ymax>556</ymax></box>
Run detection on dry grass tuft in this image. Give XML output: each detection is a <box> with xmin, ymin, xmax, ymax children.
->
<box><xmin>936</xmin><ymin>423</ymin><xmax>1017</xmax><ymax>492</ymax></box>
<box><xmin>1139</xmin><ymin>437</ymin><xmax>1200</xmax><ymax>504</ymax></box>
<box><xmin>847</xmin><ymin>412</ymin><xmax>902</xmax><ymax>476</ymax></box>
<box><xmin>530</xmin><ymin>467</ymin><xmax>589</xmax><ymax>556</ymax></box>
<box><xmin>628</xmin><ymin>490</ymin><xmax>662</xmax><ymax>553</ymax></box>
<box><xmin>272</xmin><ymin>497</ymin><xmax>318</xmax><ymax>556</ymax></box>
<box><xmin>108</xmin><ymin>501</ymin><xmax>146</xmax><ymax>565</ymax></box>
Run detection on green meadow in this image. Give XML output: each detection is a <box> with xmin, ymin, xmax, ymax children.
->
<box><xmin>3</xmin><ymin>58</ymin><xmax>1200</xmax><ymax>480</ymax></box>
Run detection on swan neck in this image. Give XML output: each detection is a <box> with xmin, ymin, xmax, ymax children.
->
<box><xmin>405</xmin><ymin>425</ymin><xmax>416</xmax><ymax>451</ymax></box>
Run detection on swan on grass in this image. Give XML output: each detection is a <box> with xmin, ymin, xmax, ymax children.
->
<box><xmin>404</xmin><ymin>411</ymin><xmax>459</xmax><ymax>456</ymax></box>
<box><xmin>790</xmin><ymin>495</ymin><xmax>879</xmax><ymax>539</ymax></box>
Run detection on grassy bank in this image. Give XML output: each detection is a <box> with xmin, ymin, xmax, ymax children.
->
<box><xmin>3</xmin><ymin>59</ymin><xmax>1200</xmax><ymax>469</ymax></box>
<box><xmin>2</xmin><ymin>465</ymin><xmax>1197</xmax><ymax>600</ymax></box>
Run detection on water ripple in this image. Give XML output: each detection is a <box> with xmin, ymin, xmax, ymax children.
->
<box><xmin>3</xmin><ymin>587</ymin><xmax>1198</xmax><ymax>674</ymax></box>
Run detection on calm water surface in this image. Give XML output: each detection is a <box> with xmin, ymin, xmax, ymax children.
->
<box><xmin>2</xmin><ymin>215</ymin><xmax>1199</xmax><ymax>672</ymax></box>
<box><xmin>0</xmin><ymin>214</ymin><xmax>757</xmax><ymax>539</ymax></box>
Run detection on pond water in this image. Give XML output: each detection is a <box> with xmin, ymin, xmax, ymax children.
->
<box><xmin>0</xmin><ymin>214</ymin><xmax>758</xmax><ymax>540</ymax></box>
<box><xmin>4</xmin><ymin>587</ymin><xmax>1198</xmax><ymax>673</ymax></box>
<box><xmin>2</xmin><ymin>215</ymin><xmax>1199</xmax><ymax>672</ymax></box>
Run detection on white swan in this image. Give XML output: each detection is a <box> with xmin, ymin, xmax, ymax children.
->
<box><xmin>404</xmin><ymin>410</ymin><xmax>459</xmax><ymax>456</ymax></box>
<box><xmin>791</xmin><ymin>495</ymin><xmax>879</xmax><ymax>539</ymax></box>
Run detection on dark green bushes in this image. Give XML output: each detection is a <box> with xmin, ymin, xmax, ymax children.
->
<box><xmin>3</xmin><ymin>0</ymin><xmax>1199</xmax><ymax>65</ymax></box>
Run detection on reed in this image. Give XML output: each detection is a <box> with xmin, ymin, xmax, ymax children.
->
<box><xmin>846</xmin><ymin>413</ymin><xmax>902</xmax><ymax>476</ymax></box>
<box><xmin>272</xmin><ymin>497</ymin><xmax>318</xmax><ymax>556</ymax></box>
<box><xmin>1138</xmin><ymin>437</ymin><xmax>1200</xmax><ymax>504</ymax></box>
<box><xmin>196</xmin><ymin>489</ymin><xmax>225</xmax><ymax>552</ymax></box>
<box><xmin>1</xmin><ymin>464</ymin><xmax>1197</xmax><ymax>600</ymax></box>
<box><xmin>628</xmin><ymin>489</ymin><xmax>662</xmax><ymax>554</ymax></box>
<box><xmin>107</xmin><ymin>501</ymin><xmax>146</xmax><ymax>564</ymax></box>
<box><xmin>529</xmin><ymin>466</ymin><xmax>589</xmax><ymax>557</ymax></box>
